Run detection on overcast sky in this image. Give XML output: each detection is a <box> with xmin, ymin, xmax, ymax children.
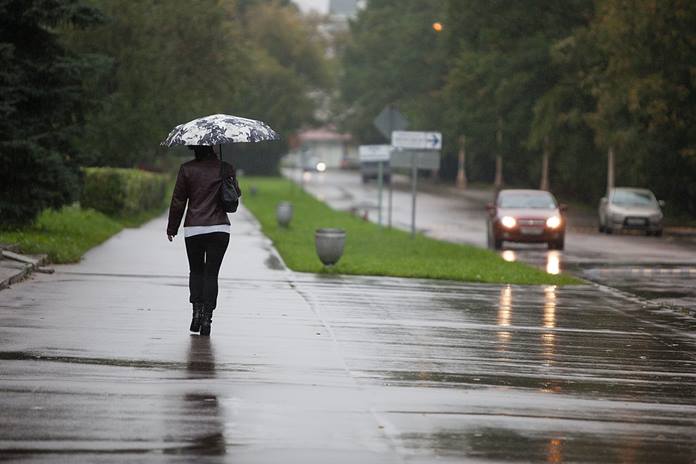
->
<box><xmin>293</xmin><ymin>0</ymin><xmax>329</xmax><ymax>13</ymax></box>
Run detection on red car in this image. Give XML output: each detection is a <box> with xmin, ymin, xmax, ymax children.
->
<box><xmin>486</xmin><ymin>189</ymin><xmax>567</xmax><ymax>250</ymax></box>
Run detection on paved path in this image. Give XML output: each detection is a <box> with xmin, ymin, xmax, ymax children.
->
<box><xmin>1</xmin><ymin>207</ymin><xmax>695</xmax><ymax>462</ymax></box>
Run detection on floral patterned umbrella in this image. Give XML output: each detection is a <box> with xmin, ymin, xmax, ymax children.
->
<box><xmin>160</xmin><ymin>113</ymin><xmax>279</xmax><ymax>147</ymax></box>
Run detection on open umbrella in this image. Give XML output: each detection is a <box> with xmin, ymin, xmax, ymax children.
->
<box><xmin>161</xmin><ymin>114</ymin><xmax>279</xmax><ymax>213</ymax></box>
<box><xmin>160</xmin><ymin>113</ymin><xmax>279</xmax><ymax>147</ymax></box>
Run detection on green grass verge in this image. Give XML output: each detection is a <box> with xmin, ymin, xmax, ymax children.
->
<box><xmin>0</xmin><ymin>204</ymin><xmax>164</xmax><ymax>264</ymax></box>
<box><xmin>241</xmin><ymin>177</ymin><xmax>582</xmax><ymax>285</ymax></box>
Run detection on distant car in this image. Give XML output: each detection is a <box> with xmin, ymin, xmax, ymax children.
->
<box><xmin>486</xmin><ymin>189</ymin><xmax>566</xmax><ymax>250</ymax></box>
<box><xmin>302</xmin><ymin>157</ymin><xmax>327</xmax><ymax>173</ymax></box>
<box><xmin>360</xmin><ymin>161</ymin><xmax>391</xmax><ymax>183</ymax></box>
<box><xmin>598</xmin><ymin>187</ymin><xmax>664</xmax><ymax>236</ymax></box>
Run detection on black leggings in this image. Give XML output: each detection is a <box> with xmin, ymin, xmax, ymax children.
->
<box><xmin>184</xmin><ymin>232</ymin><xmax>229</xmax><ymax>309</ymax></box>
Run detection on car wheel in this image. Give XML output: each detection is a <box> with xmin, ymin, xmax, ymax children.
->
<box><xmin>361</xmin><ymin>175</ymin><xmax>368</xmax><ymax>184</ymax></box>
<box><xmin>654</xmin><ymin>229</ymin><xmax>663</xmax><ymax>237</ymax></box>
<box><xmin>605</xmin><ymin>227</ymin><xmax>613</xmax><ymax>235</ymax></box>
<box><xmin>598</xmin><ymin>223</ymin><xmax>605</xmax><ymax>233</ymax></box>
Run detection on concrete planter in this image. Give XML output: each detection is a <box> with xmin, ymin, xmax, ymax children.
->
<box><xmin>315</xmin><ymin>228</ymin><xmax>346</xmax><ymax>266</ymax></box>
<box><xmin>276</xmin><ymin>201</ymin><xmax>293</xmax><ymax>227</ymax></box>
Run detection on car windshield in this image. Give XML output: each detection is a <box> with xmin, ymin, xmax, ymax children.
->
<box><xmin>498</xmin><ymin>193</ymin><xmax>556</xmax><ymax>209</ymax></box>
<box><xmin>612</xmin><ymin>190</ymin><xmax>655</xmax><ymax>206</ymax></box>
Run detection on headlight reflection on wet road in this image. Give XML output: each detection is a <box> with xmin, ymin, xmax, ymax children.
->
<box><xmin>546</xmin><ymin>251</ymin><xmax>561</xmax><ymax>275</ymax></box>
<box><xmin>542</xmin><ymin>286</ymin><xmax>557</xmax><ymax>363</ymax></box>
<box><xmin>497</xmin><ymin>285</ymin><xmax>512</xmax><ymax>349</ymax></box>
<box><xmin>500</xmin><ymin>250</ymin><xmax>562</xmax><ymax>276</ymax></box>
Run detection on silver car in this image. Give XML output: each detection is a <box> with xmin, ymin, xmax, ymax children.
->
<box><xmin>598</xmin><ymin>188</ymin><xmax>664</xmax><ymax>236</ymax></box>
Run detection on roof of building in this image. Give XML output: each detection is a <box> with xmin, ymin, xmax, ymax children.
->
<box><xmin>298</xmin><ymin>127</ymin><xmax>352</xmax><ymax>143</ymax></box>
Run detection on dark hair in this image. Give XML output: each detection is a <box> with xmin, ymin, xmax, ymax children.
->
<box><xmin>188</xmin><ymin>145</ymin><xmax>216</xmax><ymax>160</ymax></box>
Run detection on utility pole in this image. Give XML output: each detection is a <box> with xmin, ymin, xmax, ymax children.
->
<box><xmin>540</xmin><ymin>136</ymin><xmax>550</xmax><ymax>191</ymax></box>
<box><xmin>494</xmin><ymin>116</ymin><xmax>504</xmax><ymax>190</ymax></box>
<box><xmin>456</xmin><ymin>135</ymin><xmax>467</xmax><ymax>189</ymax></box>
<box><xmin>607</xmin><ymin>146</ymin><xmax>615</xmax><ymax>193</ymax></box>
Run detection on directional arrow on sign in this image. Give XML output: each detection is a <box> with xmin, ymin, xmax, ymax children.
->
<box><xmin>428</xmin><ymin>133</ymin><xmax>440</xmax><ymax>148</ymax></box>
<box><xmin>391</xmin><ymin>131</ymin><xmax>442</xmax><ymax>150</ymax></box>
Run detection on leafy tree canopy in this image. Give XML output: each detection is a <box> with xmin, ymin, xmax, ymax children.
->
<box><xmin>0</xmin><ymin>0</ymin><xmax>104</xmax><ymax>227</ymax></box>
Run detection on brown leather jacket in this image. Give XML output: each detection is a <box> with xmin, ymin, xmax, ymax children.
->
<box><xmin>166</xmin><ymin>157</ymin><xmax>240</xmax><ymax>236</ymax></box>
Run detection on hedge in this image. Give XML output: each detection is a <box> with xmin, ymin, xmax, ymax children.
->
<box><xmin>81</xmin><ymin>167</ymin><xmax>169</xmax><ymax>217</ymax></box>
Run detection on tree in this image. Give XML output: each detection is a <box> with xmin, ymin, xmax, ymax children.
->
<box><xmin>228</xmin><ymin>1</ymin><xmax>331</xmax><ymax>174</ymax></box>
<box><xmin>66</xmin><ymin>0</ymin><xmax>329</xmax><ymax>174</ymax></box>
<box><xmin>65</xmin><ymin>0</ymin><xmax>250</xmax><ymax>167</ymax></box>
<box><xmin>443</xmin><ymin>0</ymin><xmax>592</xmax><ymax>186</ymax></box>
<box><xmin>0</xmin><ymin>0</ymin><xmax>104</xmax><ymax>227</ymax></box>
<box><xmin>587</xmin><ymin>0</ymin><xmax>696</xmax><ymax>213</ymax></box>
<box><xmin>338</xmin><ymin>0</ymin><xmax>448</xmax><ymax>144</ymax></box>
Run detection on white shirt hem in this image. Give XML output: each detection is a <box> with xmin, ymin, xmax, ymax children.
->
<box><xmin>184</xmin><ymin>224</ymin><xmax>230</xmax><ymax>238</ymax></box>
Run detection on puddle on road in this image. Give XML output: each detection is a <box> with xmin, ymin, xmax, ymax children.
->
<box><xmin>0</xmin><ymin>351</ymin><xmax>252</xmax><ymax>372</ymax></box>
<box><xmin>264</xmin><ymin>254</ymin><xmax>285</xmax><ymax>270</ymax></box>
<box><xmin>397</xmin><ymin>428</ymin><xmax>695</xmax><ymax>463</ymax></box>
<box><xmin>579</xmin><ymin>264</ymin><xmax>696</xmax><ymax>315</ymax></box>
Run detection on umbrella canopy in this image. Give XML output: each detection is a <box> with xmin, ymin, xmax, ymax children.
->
<box><xmin>161</xmin><ymin>113</ymin><xmax>279</xmax><ymax>147</ymax></box>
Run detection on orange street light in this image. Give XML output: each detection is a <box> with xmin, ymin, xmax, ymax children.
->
<box><xmin>432</xmin><ymin>22</ymin><xmax>443</xmax><ymax>32</ymax></box>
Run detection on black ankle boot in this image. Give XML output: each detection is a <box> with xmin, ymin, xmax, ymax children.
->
<box><xmin>199</xmin><ymin>305</ymin><xmax>214</xmax><ymax>336</ymax></box>
<box><xmin>190</xmin><ymin>303</ymin><xmax>204</xmax><ymax>332</ymax></box>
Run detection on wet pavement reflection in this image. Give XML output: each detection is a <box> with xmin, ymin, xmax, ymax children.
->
<box><xmin>296</xmin><ymin>275</ymin><xmax>696</xmax><ymax>462</ymax></box>
<box><xmin>182</xmin><ymin>337</ymin><xmax>226</xmax><ymax>456</ymax></box>
<box><xmin>1</xmin><ymin>210</ymin><xmax>695</xmax><ymax>462</ymax></box>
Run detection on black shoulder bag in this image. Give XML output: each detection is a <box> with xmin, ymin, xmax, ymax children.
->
<box><xmin>220</xmin><ymin>158</ymin><xmax>241</xmax><ymax>213</ymax></box>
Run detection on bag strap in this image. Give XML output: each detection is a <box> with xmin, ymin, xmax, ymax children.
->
<box><xmin>219</xmin><ymin>144</ymin><xmax>223</xmax><ymax>180</ymax></box>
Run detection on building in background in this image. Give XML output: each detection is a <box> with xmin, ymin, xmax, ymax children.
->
<box><xmin>285</xmin><ymin>126</ymin><xmax>357</xmax><ymax>170</ymax></box>
<box><xmin>322</xmin><ymin>0</ymin><xmax>364</xmax><ymax>35</ymax></box>
<box><xmin>329</xmin><ymin>0</ymin><xmax>362</xmax><ymax>20</ymax></box>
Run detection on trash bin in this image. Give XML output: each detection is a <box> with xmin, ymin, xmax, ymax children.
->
<box><xmin>277</xmin><ymin>201</ymin><xmax>293</xmax><ymax>227</ymax></box>
<box><xmin>314</xmin><ymin>228</ymin><xmax>346</xmax><ymax>266</ymax></box>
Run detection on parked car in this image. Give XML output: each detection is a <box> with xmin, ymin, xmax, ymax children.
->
<box><xmin>598</xmin><ymin>187</ymin><xmax>664</xmax><ymax>236</ymax></box>
<box><xmin>486</xmin><ymin>189</ymin><xmax>567</xmax><ymax>250</ymax></box>
<box><xmin>360</xmin><ymin>161</ymin><xmax>391</xmax><ymax>183</ymax></box>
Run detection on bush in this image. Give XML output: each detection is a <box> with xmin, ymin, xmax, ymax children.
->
<box><xmin>0</xmin><ymin>142</ymin><xmax>82</xmax><ymax>228</ymax></box>
<box><xmin>81</xmin><ymin>167</ymin><xmax>168</xmax><ymax>217</ymax></box>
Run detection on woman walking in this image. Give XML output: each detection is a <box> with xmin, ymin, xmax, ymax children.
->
<box><xmin>167</xmin><ymin>145</ymin><xmax>241</xmax><ymax>336</ymax></box>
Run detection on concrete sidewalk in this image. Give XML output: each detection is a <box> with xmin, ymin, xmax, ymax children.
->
<box><xmin>1</xmin><ymin>206</ymin><xmax>696</xmax><ymax>462</ymax></box>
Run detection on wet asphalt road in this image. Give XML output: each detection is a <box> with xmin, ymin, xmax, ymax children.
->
<box><xmin>1</xmin><ymin>206</ymin><xmax>696</xmax><ymax>462</ymax></box>
<box><xmin>289</xmin><ymin>169</ymin><xmax>696</xmax><ymax>313</ymax></box>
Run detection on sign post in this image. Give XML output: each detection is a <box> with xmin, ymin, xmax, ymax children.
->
<box><xmin>377</xmin><ymin>162</ymin><xmax>383</xmax><ymax>225</ymax></box>
<box><xmin>374</xmin><ymin>106</ymin><xmax>409</xmax><ymax>229</ymax></box>
<box><xmin>388</xmin><ymin>177</ymin><xmax>393</xmax><ymax>228</ymax></box>
<box><xmin>359</xmin><ymin>145</ymin><xmax>391</xmax><ymax>226</ymax></box>
<box><xmin>411</xmin><ymin>152</ymin><xmax>417</xmax><ymax>237</ymax></box>
<box><xmin>391</xmin><ymin>131</ymin><xmax>442</xmax><ymax>237</ymax></box>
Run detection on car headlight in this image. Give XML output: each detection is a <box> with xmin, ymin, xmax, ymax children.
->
<box><xmin>501</xmin><ymin>216</ymin><xmax>517</xmax><ymax>229</ymax></box>
<box><xmin>546</xmin><ymin>216</ymin><xmax>562</xmax><ymax>229</ymax></box>
<box><xmin>611</xmin><ymin>213</ymin><xmax>623</xmax><ymax>223</ymax></box>
<box><xmin>316</xmin><ymin>162</ymin><xmax>326</xmax><ymax>172</ymax></box>
<box><xmin>650</xmin><ymin>213</ymin><xmax>663</xmax><ymax>223</ymax></box>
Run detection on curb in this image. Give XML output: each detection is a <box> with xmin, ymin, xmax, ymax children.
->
<box><xmin>0</xmin><ymin>248</ymin><xmax>49</xmax><ymax>290</ymax></box>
